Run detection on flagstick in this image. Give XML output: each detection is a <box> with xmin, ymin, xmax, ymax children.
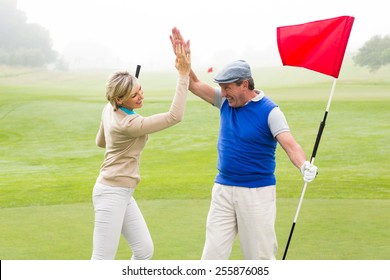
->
<box><xmin>135</xmin><ymin>65</ymin><xmax>141</xmax><ymax>78</ymax></box>
<box><xmin>282</xmin><ymin>78</ymin><xmax>338</xmax><ymax>260</ymax></box>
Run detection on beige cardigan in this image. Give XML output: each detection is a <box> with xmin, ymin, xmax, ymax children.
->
<box><xmin>96</xmin><ymin>75</ymin><xmax>189</xmax><ymax>188</ymax></box>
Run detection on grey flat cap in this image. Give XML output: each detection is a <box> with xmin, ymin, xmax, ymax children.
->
<box><xmin>214</xmin><ymin>60</ymin><xmax>252</xmax><ymax>83</ymax></box>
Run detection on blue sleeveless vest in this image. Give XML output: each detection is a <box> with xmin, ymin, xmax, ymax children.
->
<box><xmin>215</xmin><ymin>97</ymin><xmax>278</xmax><ymax>187</ymax></box>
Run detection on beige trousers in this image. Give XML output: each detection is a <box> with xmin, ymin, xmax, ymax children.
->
<box><xmin>201</xmin><ymin>183</ymin><xmax>277</xmax><ymax>260</ymax></box>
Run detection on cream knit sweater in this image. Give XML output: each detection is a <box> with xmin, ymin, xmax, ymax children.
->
<box><xmin>95</xmin><ymin>75</ymin><xmax>189</xmax><ymax>188</ymax></box>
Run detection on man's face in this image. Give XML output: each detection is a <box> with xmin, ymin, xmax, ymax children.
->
<box><xmin>219</xmin><ymin>81</ymin><xmax>248</xmax><ymax>108</ymax></box>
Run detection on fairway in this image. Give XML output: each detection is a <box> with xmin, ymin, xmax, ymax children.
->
<box><xmin>0</xmin><ymin>198</ymin><xmax>389</xmax><ymax>260</ymax></box>
<box><xmin>0</xmin><ymin>62</ymin><xmax>389</xmax><ymax>259</ymax></box>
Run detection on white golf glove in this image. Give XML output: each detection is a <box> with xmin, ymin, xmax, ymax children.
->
<box><xmin>300</xmin><ymin>161</ymin><xmax>318</xmax><ymax>183</ymax></box>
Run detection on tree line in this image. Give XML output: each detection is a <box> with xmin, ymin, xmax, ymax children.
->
<box><xmin>0</xmin><ymin>0</ymin><xmax>57</xmax><ymax>67</ymax></box>
<box><xmin>353</xmin><ymin>35</ymin><xmax>390</xmax><ymax>72</ymax></box>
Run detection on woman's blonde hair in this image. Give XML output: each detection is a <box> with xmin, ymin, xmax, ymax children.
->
<box><xmin>105</xmin><ymin>71</ymin><xmax>139</xmax><ymax>111</ymax></box>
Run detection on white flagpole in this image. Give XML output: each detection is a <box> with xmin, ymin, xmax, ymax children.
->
<box><xmin>283</xmin><ymin>78</ymin><xmax>338</xmax><ymax>260</ymax></box>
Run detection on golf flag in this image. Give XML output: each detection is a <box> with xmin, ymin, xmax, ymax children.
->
<box><xmin>207</xmin><ymin>67</ymin><xmax>213</xmax><ymax>73</ymax></box>
<box><xmin>278</xmin><ymin>16</ymin><xmax>355</xmax><ymax>260</ymax></box>
<box><xmin>277</xmin><ymin>15</ymin><xmax>354</xmax><ymax>78</ymax></box>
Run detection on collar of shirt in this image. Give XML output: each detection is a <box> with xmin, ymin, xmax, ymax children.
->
<box><xmin>244</xmin><ymin>89</ymin><xmax>264</xmax><ymax>106</ymax></box>
<box><xmin>119</xmin><ymin>106</ymin><xmax>136</xmax><ymax>115</ymax></box>
<box><xmin>251</xmin><ymin>90</ymin><xmax>265</xmax><ymax>102</ymax></box>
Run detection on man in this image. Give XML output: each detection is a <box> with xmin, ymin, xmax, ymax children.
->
<box><xmin>170</xmin><ymin>28</ymin><xmax>317</xmax><ymax>260</ymax></box>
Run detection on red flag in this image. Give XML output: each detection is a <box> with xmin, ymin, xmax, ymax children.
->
<box><xmin>277</xmin><ymin>16</ymin><xmax>354</xmax><ymax>78</ymax></box>
<box><xmin>207</xmin><ymin>67</ymin><xmax>213</xmax><ymax>73</ymax></box>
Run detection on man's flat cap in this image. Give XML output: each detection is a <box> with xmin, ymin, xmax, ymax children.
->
<box><xmin>214</xmin><ymin>60</ymin><xmax>252</xmax><ymax>84</ymax></box>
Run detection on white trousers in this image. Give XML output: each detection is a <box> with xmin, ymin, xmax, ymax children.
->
<box><xmin>91</xmin><ymin>183</ymin><xmax>153</xmax><ymax>260</ymax></box>
<box><xmin>201</xmin><ymin>183</ymin><xmax>277</xmax><ymax>260</ymax></box>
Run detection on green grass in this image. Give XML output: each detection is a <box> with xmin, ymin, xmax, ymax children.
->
<box><xmin>0</xmin><ymin>62</ymin><xmax>389</xmax><ymax>259</ymax></box>
<box><xmin>0</xmin><ymin>199</ymin><xmax>389</xmax><ymax>260</ymax></box>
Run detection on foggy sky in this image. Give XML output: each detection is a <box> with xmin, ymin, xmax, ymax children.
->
<box><xmin>17</xmin><ymin>0</ymin><xmax>390</xmax><ymax>70</ymax></box>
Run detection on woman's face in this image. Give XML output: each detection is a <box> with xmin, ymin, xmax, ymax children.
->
<box><xmin>119</xmin><ymin>84</ymin><xmax>144</xmax><ymax>110</ymax></box>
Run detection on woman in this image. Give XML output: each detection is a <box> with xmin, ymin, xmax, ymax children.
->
<box><xmin>91</xmin><ymin>42</ymin><xmax>191</xmax><ymax>260</ymax></box>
